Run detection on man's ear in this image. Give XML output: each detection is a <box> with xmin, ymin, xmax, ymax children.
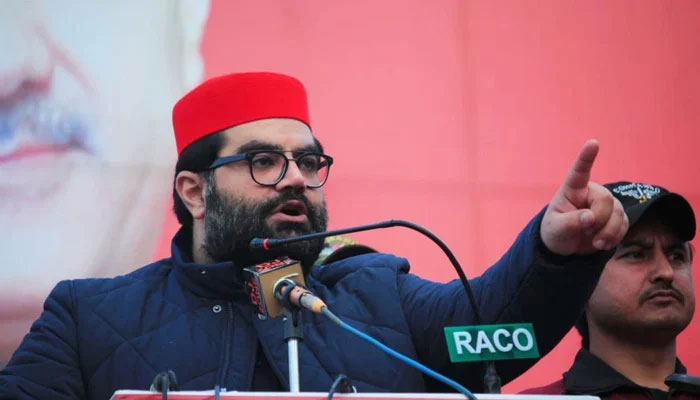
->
<box><xmin>176</xmin><ymin>171</ymin><xmax>207</xmax><ymax>220</ymax></box>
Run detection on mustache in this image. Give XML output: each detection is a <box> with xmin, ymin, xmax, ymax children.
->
<box><xmin>259</xmin><ymin>189</ymin><xmax>315</xmax><ymax>218</ymax></box>
<box><xmin>639</xmin><ymin>283</ymin><xmax>685</xmax><ymax>305</ymax></box>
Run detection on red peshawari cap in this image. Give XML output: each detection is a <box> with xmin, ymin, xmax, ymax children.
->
<box><xmin>172</xmin><ymin>72</ymin><xmax>312</xmax><ymax>155</ymax></box>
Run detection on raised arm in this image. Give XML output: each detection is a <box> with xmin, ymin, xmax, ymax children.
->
<box><xmin>400</xmin><ymin>140</ymin><xmax>628</xmax><ymax>390</ymax></box>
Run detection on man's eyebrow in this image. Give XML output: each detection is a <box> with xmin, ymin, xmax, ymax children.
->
<box><xmin>665</xmin><ymin>242</ymin><xmax>690</xmax><ymax>254</ymax></box>
<box><xmin>294</xmin><ymin>144</ymin><xmax>320</xmax><ymax>154</ymax></box>
<box><xmin>618</xmin><ymin>239</ymin><xmax>654</xmax><ymax>249</ymax></box>
<box><xmin>235</xmin><ymin>140</ymin><xmax>283</xmax><ymax>153</ymax></box>
<box><xmin>234</xmin><ymin>141</ymin><xmax>320</xmax><ymax>154</ymax></box>
<box><xmin>617</xmin><ymin>239</ymin><xmax>689</xmax><ymax>254</ymax></box>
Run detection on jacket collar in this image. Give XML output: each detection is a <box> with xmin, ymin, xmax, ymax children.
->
<box><xmin>171</xmin><ymin>227</ymin><xmax>249</xmax><ymax>300</ymax></box>
<box><xmin>564</xmin><ymin>348</ymin><xmax>687</xmax><ymax>395</ymax></box>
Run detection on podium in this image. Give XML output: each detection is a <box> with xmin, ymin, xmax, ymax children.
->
<box><xmin>111</xmin><ymin>391</ymin><xmax>600</xmax><ymax>400</ymax></box>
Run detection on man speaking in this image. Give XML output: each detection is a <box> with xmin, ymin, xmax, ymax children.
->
<box><xmin>0</xmin><ymin>72</ymin><xmax>627</xmax><ymax>399</ymax></box>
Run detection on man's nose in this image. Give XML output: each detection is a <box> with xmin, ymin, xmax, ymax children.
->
<box><xmin>274</xmin><ymin>160</ymin><xmax>306</xmax><ymax>190</ymax></box>
<box><xmin>650</xmin><ymin>248</ymin><xmax>675</xmax><ymax>283</ymax></box>
<box><xmin>0</xmin><ymin>24</ymin><xmax>53</xmax><ymax>99</ymax></box>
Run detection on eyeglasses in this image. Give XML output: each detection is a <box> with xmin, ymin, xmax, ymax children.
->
<box><xmin>208</xmin><ymin>150</ymin><xmax>333</xmax><ymax>188</ymax></box>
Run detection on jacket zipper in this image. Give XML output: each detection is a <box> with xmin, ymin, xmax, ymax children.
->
<box><xmin>217</xmin><ymin>302</ymin><xmax>234</xmax><ymax>388</ymax></box>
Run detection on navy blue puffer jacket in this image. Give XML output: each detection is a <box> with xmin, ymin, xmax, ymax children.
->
<box><xmin>0</xmin><ymin>212</ymin><xmax>610</xmax><ymax>399</ymax></box>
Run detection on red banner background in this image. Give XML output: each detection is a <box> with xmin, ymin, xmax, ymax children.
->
<box><xmin>153</xmin><ymin>0</ymin><xmax>700</xmax><ymax>392</ymax></box>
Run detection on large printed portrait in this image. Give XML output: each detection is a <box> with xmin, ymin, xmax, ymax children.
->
<box><xmin>0</xmin><ymin>0</ymin><xmax>209</xmax><ymax>366</ymax></box>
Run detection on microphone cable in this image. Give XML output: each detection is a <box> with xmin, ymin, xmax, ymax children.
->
<box><xmin>273</xmin><ymin>280</ymin><xmax>477</xmax><ymax>398</ymax></box>
<box><xmin>320</xmin><ymin>306</ymin><xmax>478</xmax><ymax>400</ymax></box>
<box><xmin>253</xmin><ymin>220</ymin><xmax>482</xmax><ymax>322</ymax></box>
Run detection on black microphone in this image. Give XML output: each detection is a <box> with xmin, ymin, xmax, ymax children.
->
<box><xmin>666</xmin><ymin>374</ymin><xmax>700</xmax><ymax>395</ymax></box>
<box><xmin>250</xmin><ymin>221</ymin><xmax>396</xmax><ymax>251</ymax></box>
<box><xmin>150</xmin><ymin>370</ymin><xmax>179</xmax><ymax>397</ymax></box>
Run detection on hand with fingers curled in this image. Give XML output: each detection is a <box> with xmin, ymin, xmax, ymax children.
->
<box><xmin>541</xmin><ymin>139</ymin><xmax>629</xmax><ymax>256</ymax></box>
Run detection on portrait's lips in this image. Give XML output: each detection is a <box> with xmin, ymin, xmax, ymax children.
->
<box><xmin>0</xmin><ymin>26</ymin><xmax>96</xmax><ymax>202</ymax></box>
<box><xmin>268</xmin><ymin>199</ymin><xmax>309</xmax><ymax>225</ymax></box>
<box><xmin>0</xmin><ymin>96</ymin><xmax>89</xmax><ymax>164</ymax></box>
<box><xmin>0</xmin><ymin>26</ymin><xmax>94</xmax><ymax>165</ymax></box>
<box><xmin>0</xmin><ymin>92</ymin><xmax>94</xmax><ymax>202</ymax></box>
<box><xmin>0</xmin><ymin>94</ymin><xmax>92</xmax><ymax>199</ymax></box>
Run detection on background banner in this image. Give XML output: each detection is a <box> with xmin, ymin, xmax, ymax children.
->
<box><xmin>1</xmin><ymin>0</ymin><xmax>698</xmax><ymax>392</ymax></box>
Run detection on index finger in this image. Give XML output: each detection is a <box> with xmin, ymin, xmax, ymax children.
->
<box><xmin>563</xmin><ymin>139</ymin><xmax>599</xmax><ymax>191</ymax></box>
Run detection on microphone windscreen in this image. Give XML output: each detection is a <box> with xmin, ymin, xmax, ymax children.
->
<box><xmin>249</xmin><ymin>238</ymin><xmax>266</xmax><ymax>250</ymax></box>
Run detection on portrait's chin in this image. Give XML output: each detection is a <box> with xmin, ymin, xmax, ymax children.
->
<box><xmin>0</xmin><ymin>155</ymin><xmax>171</xmax><ymax>300</ymax></box>
<box><xmin>0</xmin><ymin>148</ymin><xmax>92</xmax><ymax>202</ymax></box>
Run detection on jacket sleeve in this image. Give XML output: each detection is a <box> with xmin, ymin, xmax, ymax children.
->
<box><xmin>397</xmin><ymin>207</ymin><xmax>613</xmax><ymax>391</ymax></box>
<box><xmin>0</xmin><ymin>280</ymin><xmax>86</xmax><ymax>399</ymax></box>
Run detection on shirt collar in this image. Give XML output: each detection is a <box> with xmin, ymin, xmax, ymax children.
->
<box><xmin>564</xmin><ymin>348</ymin><xmax>687</xmax><ymax>395</ymax></box>
<box><xmin>170</xmin><ymin>227</ymin><xmax>249</xmax><ymax>300</ymax></box>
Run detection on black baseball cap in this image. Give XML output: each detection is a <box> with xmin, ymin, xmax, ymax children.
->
<box><xmin>604</xmin><ymin>181</ymin><xmax>696</xmax><ymax>241</ymax></box>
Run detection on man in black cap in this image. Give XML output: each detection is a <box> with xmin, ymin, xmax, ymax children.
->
<box><xmin>523</xmin><ymin>181</ymin><xmax>698</xmax><ymax>399</ymax></box>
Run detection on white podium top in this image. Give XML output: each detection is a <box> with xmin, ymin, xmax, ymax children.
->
<box><xmin>111</xmin><ymin>390</ymin><xmax>600</xmax><ymax>400</ymax></box>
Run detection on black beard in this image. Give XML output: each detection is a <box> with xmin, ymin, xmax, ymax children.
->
<box><xmin>202</xmin><ymin>183</ymin><xmax>328</xmax><ymax>271</ymax></box>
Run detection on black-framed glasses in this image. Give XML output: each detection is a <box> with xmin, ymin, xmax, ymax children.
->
<box><xmin>208</xmin><ymin>150</ymin><xmax>333</xmax><ymax>188</ymax></box>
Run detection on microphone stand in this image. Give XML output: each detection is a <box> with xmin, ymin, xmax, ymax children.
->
<box><xmin>284</xmin><ymin>308</ymin><xmax>302</xmax><ymax>392</ymax></box>
<box><xmin>276</xmin><ymin>280</ymin><xmax>305</xmax><ymax>392</ymax></box>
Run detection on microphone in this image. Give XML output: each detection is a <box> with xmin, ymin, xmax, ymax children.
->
<box><xmin>243</xmin><ymin>257</ymin><xmax>307</xmax><ymax>319</ymax></box>
<box><xmin>274</xmin><ymin>278</ymin><xmax>327</xmax><ymax>314</ymax></box>
<box><xmin>150</xmin><ymin>370</ymin><xmax>179</xmax><ymax>394</ymax></box>
<box><xmin>250</xmin><ymin>221</ymin><xmax>396</xmax><ymax>251</ymax></box>
<box><xmin>243</xmin><ymin>257</ymin><xmax>328</xmax><ymax>318</ymax></box>
<box><xmin>666</xmin><ymin>374</ymin><xmax>700</xmax><ymax>395</ymax></box>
